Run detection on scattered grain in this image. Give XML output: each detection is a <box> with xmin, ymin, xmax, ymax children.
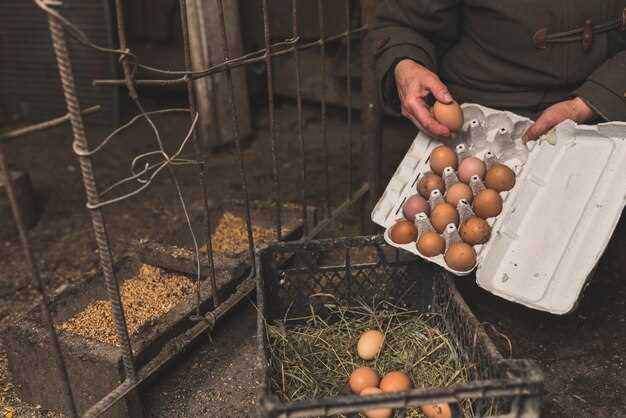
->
<box><xmin>58</xmin><ymin>264</ymin><xmax>193</xmax><ymax>346</ymax></box>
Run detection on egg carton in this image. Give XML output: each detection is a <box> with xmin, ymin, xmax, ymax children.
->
<box><xmin>372</xmin><ymin>103</ymin><xmax>626</xmax><ymax>314</ymax></box>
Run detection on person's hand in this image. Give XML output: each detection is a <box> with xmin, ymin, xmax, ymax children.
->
<box><xmin>394</xmin><ymin>59</ymin><xmax>453</xmax><ymax>138</ymax></box>
<box><xmin>523</xmin><ymin>97</ymin><xmax>595</xmax><ymax>142</ymax></box>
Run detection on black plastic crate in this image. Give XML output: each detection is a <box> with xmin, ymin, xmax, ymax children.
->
<box><xmin>256</xmin><ymin>235</ymin><xmax>543</xmax><ymax>418</ymax></box>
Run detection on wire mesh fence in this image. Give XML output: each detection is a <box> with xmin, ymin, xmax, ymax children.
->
<box><xmin>0</xmin><ymin>0</ymin><xmax>381</xmax><ymax>416</ymax></box>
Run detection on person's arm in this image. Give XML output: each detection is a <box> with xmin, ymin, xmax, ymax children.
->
<box><xmin>374</xmin><ymin>0</ymin><xmax>462</xmax><ymax>112</ymax></box>
<box><xmin>524</xmin><ymin>50</ymin><xmax>626</xmax><ymax>142</ymax></box>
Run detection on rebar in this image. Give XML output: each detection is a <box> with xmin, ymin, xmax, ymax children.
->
<box><xmin>261</xmin><ymin>0</ymin><xmax>283</xmax><ymax>241</ymax></box>
<box><xmin>0</xmin><ymin>145</ymin><xmax>79</xmax><ymax>417</ymax></box>
<box><xmin>44</xmin><ymin>0</ymin><xmax>138</xmax><ymax>383</ymax></box>
<box><xmin>178</xmin><ymin>0</ymin><xmax>220</xmax><ymax>311</ymax></box>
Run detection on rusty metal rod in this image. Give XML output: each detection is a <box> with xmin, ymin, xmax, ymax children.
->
<box><xmin>317</xmin><ymin>0</ymin><xmax>330</xmax><ymax>216</ymax></box>
<box><xmin>0</xmin><ymin>106</ymin><xmax>100</xmax><ymax>142</ymax></box>
<box><xmin>0</xmin><ymin>145</ymin><xmax>79</xmax><ymax>417</ymax></box>
<box><xmin>215</xmin><ymin>0</ymin><xmax>256</xmax><ymax>271</ymax></box>
<box><xmin>345</xmin><ymin>0</ymin><xmax>353</xmax><ymax>201</ymax></box>
<box><xmin>261</xmin><ymin>0</ymin><xmax>283</xmax><ymax>241</ymax></box>
<box><xmin>292</xmin><ymin>0</ymin><xmax>307</xmax><ymax>235</ymax></box>
<box><xmin>92</xmin><ymin>27</ymin><xmax>368</xmax><ymax>87</ymax></box>
<box><xmin>45</xmin><ymin>0</ymin><xmax>138</xmax><ymax>382</ymax></box>
<box><xmin>178</xmin><ymin>0</ymin><xmax>220</xmax><ymax>311</ymax></box>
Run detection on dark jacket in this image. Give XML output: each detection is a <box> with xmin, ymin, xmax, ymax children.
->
<box><xmin>375</xmin><ymin>0</ymin><xmax>626</xmax><ymax>121</ymax></box>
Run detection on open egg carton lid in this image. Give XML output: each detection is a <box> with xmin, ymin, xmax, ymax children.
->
<box><xmin>372</xmin><ymin>103</ymin><xmax>626</xmax><ymax>314</ymax></box>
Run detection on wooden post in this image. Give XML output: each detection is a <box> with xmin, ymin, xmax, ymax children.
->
<box><xmin>185</xmin><ymin>0</ymin><xmax>252</xmax><ymax>149</ymax></box>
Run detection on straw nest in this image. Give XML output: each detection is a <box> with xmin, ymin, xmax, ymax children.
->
<box><xmin>265</xmin><ymin>301</ymin><xmax>476</xmax><ymax>417</ymax></box>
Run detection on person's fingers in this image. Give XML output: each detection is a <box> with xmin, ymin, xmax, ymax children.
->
<box><xmin>523</xmin><ymin>108</ymin><xmax>564</xmax><ymax>142</ymax></box>
<box><xmin>423</xmin><ymin>75</ymin><xmax>453</xmax><ymax>104</ymax></box>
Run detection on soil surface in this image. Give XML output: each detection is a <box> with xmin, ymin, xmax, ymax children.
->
<box><xmin>1</xmin><ymin>99</ymin><xmax>625</xmax><ymax>418</ymax></box>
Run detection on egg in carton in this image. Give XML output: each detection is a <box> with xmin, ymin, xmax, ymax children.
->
<box><xmin>373</xmin><ymin>103</ymin><xmax>626</xmax><ymax>314</ymax></box>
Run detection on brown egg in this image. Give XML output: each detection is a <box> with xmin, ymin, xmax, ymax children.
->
<box><xmin>457</xmin><ymin>157</ymin><xmax>486</xmax><ymax>183</ymax></box>
<box><xmin>380</xmin><ymin>371</ymin><xmax>412</xmax><ymax>393</ymax></box>
<box><xmin>445</xmin><ymin>183</ymin><xmax>473</xmax><ymax>207</ymax></box>
<box><xmin>403</xmin><ymin>194</ymin><xmax>430</xmax><ymax>221</ymax></box>
<box><xmin>418</xmin><ymin>173</ymin><xmax>444</xmax><ymax>199</ymax></box>
<box><xmin>430</xmin><ymin>203</ymin><xmax>459</xmax><ymax>234</ymax></box>
<box><xmin>460</xmin><ymin>217</ymin><xmax>491</xmax><ymax>245</ymax></box>
<box><xmin>421</xmin><ymin>403</ymin><xmax>452</xmax><ymax>418</ymax></box>
<box><xmin>417</xmin><ymin>231</ymin><xmax>445</xmax><ymax>257</ymax></box>
<box><xmin>444</xmin><ymin>242</ymin><xmax>477</xmax><ymax>271</ymax></box>
<box><xmin>429</xmin><ymin>145</ymin><xmax>458</xmax><ymax>175</ymax></box>
<box><xmin>357</xmin><ymin>330</ymin><xmax>385</xmax><ymax>360</ymax></box>
<box><xmin>389</xmin><ymin>220</ymin><xmax>418</xmax><ymax>244</ymax></box>
<box><xmin>360</xmin><ymin>387</ymin><xmax>393</xmax><ymax>418</ymax></box>
<box><xmin>349</xmin><ymin>367</ymin><xmax>380</xmax><ymax>394</ymax></box>
<box><xmin>472</xmin><ymin>189</ymin><xmax>503</xmax><ymax>219</ymax></box>
<box><xmin>433</xmin><ymin>101</ymin><xmax>464</xmax><ymax>132</ymax></box>
<box><xmin>485</xmin><ymin>164</ymin><xmax>516</xmax><ymax>192</ymax></box>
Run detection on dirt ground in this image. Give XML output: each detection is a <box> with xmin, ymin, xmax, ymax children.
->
<box><xmin>1</xmin><ymin>98</ymin><xmax>625</xmax><ymax>418</ymax></box>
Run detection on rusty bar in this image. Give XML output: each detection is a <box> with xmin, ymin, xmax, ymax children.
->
<box><xmin>216</xmin><ymin>0</ymin><xmax>256</xmax><ymax>271</ymax></box>
<box><xmin>317</xmin><ymin>0</ymin><xmax>330</xmax><ymax>216</ymax></box>
<box><xmin>0</xmin><ymin>105</ymin><xmax>100</xmax><ymax>142</ymax></box>
<box><xmin>361</xmin><ymin>1</ymin><xmax>383</xmax><ymax>233</ymax></box>
<box><xmin>113</xmin><ymin>0</ymin><xmax>138</xmax><ymax>99</ymax></box>
<box><xmin>292</xmin><ymin>0</ymin><xmax>307</xmax><ymax>235</ymax></box>
<box><xmin>304</xmin><ymin>183</ymin><xmax>369</xmax><ymax>239</ymax></box>
<box><xmin>345</xmin><ymin>0</ymin><xmax>353</xmax><ymax>201</ymax></box>
<box><xmin>261</xmin><ymin>0</ymin><xmax>283</xmax><ymax>241</ymax></box>
<box><xmin>178</xmin><ymin>0</ymin><xmax>220</xmax><ymax>310</ymax></box>
<box><xmin>44</xmin><ymin>0</ymin><xmax>138</xmax><ymax>383</ymax></box>
<box><xmin>83</xmin><ymin>276</ymin><xmax>257</xmax><ymax>418</ymax></box>
<box><xmin>0</xmin><ymin>144</ymin><xmax>79</xmax><ymax>417</ymax></box>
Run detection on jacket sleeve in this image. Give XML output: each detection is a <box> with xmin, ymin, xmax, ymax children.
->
<box><xmin>373</xmin><ymin>0</ymin><xmax>462</xmax><ymax>112</ymax></box>
<box><xmin>574</xmin><ymin>51</ymin><xmax>626</xmax><ymax>122</ymax></box>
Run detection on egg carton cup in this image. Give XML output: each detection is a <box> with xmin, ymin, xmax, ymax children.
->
<box><xmin>373</xmin><ymin>103</ymin><xmax>626</xmax><ymax>314</ymax></box>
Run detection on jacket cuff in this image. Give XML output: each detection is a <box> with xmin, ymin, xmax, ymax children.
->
<box><xmin>574</xmin><ymin>80</ymin><xmax>626</xmax><ymax>122</ymax></box>
<box><xmin>376</xmin><ymin>44</ymin><xmax>435</xmax><ymax>114</ymax></box>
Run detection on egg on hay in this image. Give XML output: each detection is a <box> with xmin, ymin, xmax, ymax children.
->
<box><xmin>360</xmin><ymin>387</ymin><xmax>393</xmax><ymax>418</ymax></box>
<box><xmin>357</xmin><ymin>330</ymin><xmax>385</xmax><ymax>360</ymax></box>
<box><xmin>380</xmin><ymin>371</ymin><xmax>412</xmax><ymax>393</ymax></box>
<box><xmin>421</xmin><ymin>403</ymin><xmax>453</xmax><ymax>418</ymax></box>
<box><xmin>349</xmin><ymin>367</ymin><xmax>380</xmax><ymax>394</ymax></box>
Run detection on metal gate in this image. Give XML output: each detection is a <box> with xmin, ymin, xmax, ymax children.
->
<box><xmin>0</xmin><ymin>0</ymin><xmax>382</xmax><ymax>416</ymax></box>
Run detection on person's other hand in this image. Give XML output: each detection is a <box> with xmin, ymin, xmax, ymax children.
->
<box><xmin>394</xmin><ymin>59</ymin><xmax>453</xmax><ymax>138</ymax></box>
<box><xmin>523</xmin><ymin>97</ymin><xmax>595</xmax><ymax>142</ymax></box>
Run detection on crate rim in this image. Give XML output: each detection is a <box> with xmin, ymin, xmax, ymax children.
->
<box><xmin>254</xmin><ymin>234</ymin><xmax>544</xmax><ymax>418</ymax></box>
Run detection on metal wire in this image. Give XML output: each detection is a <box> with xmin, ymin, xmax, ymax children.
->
<box><xmin>345</xmin><ymin>0</ymin><xmax>353</xmax><ymax>202</ymax></box>
<box><xmin>292</xmin><ymin>0</ymin><xmax>307</xmax><ymax>235</ymax></box>
<box><xmin>261</xmin><ymin>0</ymin><xmax>283</xmax><ymax>241</ymax></box>
<box><xmin>318</xmin><ymin>0</ymin><xmax>331</xmax><ymax>216</ymax></box>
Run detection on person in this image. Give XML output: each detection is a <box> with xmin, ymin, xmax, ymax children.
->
<box><xmin>374</xmin><ymin>1</ymin><xmax>626</xmax><ymax>141</ymax></box>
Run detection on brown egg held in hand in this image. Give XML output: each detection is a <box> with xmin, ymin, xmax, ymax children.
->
<box><xmin>418</xmin><ymin>173</ymin><xmax>445</xmax><ymax>199</ymax></box>
<box><xmin>433</xmin><ymin>101</ymin><xmax>464</xmax><ymax>132</ymax></box>
<box><xmin>444</xmin><ymin>242</ymin><xmax>477</xmax><ymax>271</ymax></box>
<box><xmin>457</xmin><ymin>157</ymin><xmax>486</xmax><ymax>183</ymax></box>
<box><xmin>360</xmin><ymin>388</ymin><xmax>393</xmax><ymax>418</ymax></box>
<box><xmin>357</xmin><ymin>330</ymin><xmax>384</xmax><ymax>360</ymax></box>
<box><xmin>349</xmin><ymin>367</ymin><xmax>380</xmax><ymax>394</ymax></box>
<box><xmin>403</xmin><ymin>194</ymin><xmax>430</xmax><ymax>221</ymax></box>
<box><xmin>430</xmin><ymin>203</ymin><xmax>459</xmax><ymax>234</ymax></box>
<box><xmin>472</xmin><ymin>189</ymin><xmax>503</xmax><ymax>219</ymax></box>
<box><xmin>421</xmin><ymin>403</ymin><xmax>452</xmax><ymax>418</ymax></box>
<box><xmin>460</xmin><ymin>217</ymin><xmax>491</xmax><ymax>245</ymax></box>
<box><xmin>429</xmin><ymin>145</ymin><xmax>458</xmax><ymax>175</ymax></box>
<box><xmin>380</xmin><ymin>371</ymin><xmax>412</xmax><ymax>393</ymax></box>
<box><xmin>389</xmin><ymin>220</ymin><xmax>418</xmax><ymax>244</ymax></box>
<box><xmin>485</xmin><ymin>163</ymin><xmax>516</xmax><ymax>192</ymax></box>
<box><xmin>445</xmin><ymin>183</ymin><xmax>473</xmax><ymax>207</ymax></box>
<box><xmin>417</xmin><ymin>231</ymin><xmax>445</xmax><ymax>257</ymax></box>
